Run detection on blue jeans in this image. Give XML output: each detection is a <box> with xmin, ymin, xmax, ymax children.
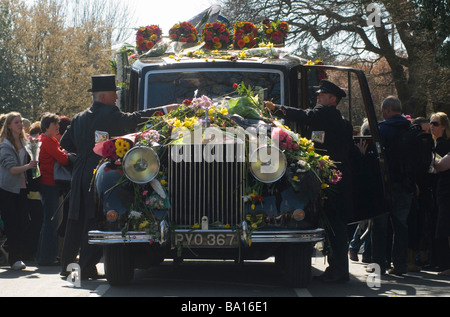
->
<box><xmin>371</xmin><ymin>184</ymin><xmax>412</xmax><ymax>271</ymax></box>
<box><xmin>37</xmin><ymin>184</ymin><xmax>61</xmax><ymax>264</ymax></box>
<box><xmin>349</xmin><ymin>221</ymin><xmax>371</xmax><ymax>259</ymax></box>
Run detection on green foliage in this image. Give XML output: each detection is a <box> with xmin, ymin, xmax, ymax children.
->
<box><xmin>0</xmin><ymin>0</ymin><xmax>131</xmax><ymax>120</ymax></box>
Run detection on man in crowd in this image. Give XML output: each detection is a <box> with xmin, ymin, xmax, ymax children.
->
<box><xmin>60</xmin><ymin>74</ymin><xmax>177</xmax><ymax>279</ymax></box>
<box><xmin>371</xmin><ymin>96</ymin><xmax>413</xmax><ymax>275</ymax></box>
<box><xmin>266</xmin><ymin>80</ymin><xmax>357</xmax><ymax>283</ymax></box>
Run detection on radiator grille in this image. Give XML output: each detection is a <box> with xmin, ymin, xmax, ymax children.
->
<box><xmin>168</xmin><ymin>143</ymin><xmax>246</xmax><ymax>226</ymax></box>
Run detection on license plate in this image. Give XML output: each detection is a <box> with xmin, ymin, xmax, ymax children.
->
<box><xmin>173</xmin><ymin>231</ymin><xmax>239</xmax><ymax>248</ymax></box>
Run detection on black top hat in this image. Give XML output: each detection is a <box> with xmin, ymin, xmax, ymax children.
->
<box><xmin>315</xmin><ymin>80</ymin><xmax>347</xmax><ymax>99</ymax></box>
<box><xmin>87</xmin><ymin>75</ymin><xmax>120</xmax><ymax>92</ymax></box>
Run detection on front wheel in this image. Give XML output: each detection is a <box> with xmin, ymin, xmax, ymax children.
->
<box><xmin>279</xmin><ymin>242</ymin><xmax>313</xmax><ymax>288</ymax></box>
<box><xmin>103</xmin><ymin>245</ymin><xmax>134</xmax><ymax>286</ymax></box>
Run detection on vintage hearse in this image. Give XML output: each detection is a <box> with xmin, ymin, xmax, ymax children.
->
<box><xmin>88</xmin><ymin>44</ymin><xmax>391</xmax><ymax>287</ymax></box>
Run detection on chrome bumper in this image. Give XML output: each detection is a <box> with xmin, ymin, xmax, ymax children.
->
<box><xmin>88</xmin><ymin>227</ymin><xmax>325</xmax><ymax>246</ymax></box>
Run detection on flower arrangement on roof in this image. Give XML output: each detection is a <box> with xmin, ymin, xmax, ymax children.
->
<box><xmin>136</xmin><ymin>25</ymin><xmax>163</xmax><ymax>53</ymax></box>
<box><xmin>201</xmin><ymin>21</ymin><xmax>231</xmax><ymax>50</ymax></box>
<box><xmin>169</xmin><ymin>21</ymin><xmax>198</xmax><ymax>44</ymax></box>
<box><xmin>306</xmin><ymin>59</ymin><xmax>329</xmax><ymax>81</ymax></box>
<box><xmin>261</xmin><ymin>18</ymin><xmax>289</xmax><ymax>46</ymax></box>
<box><xmin>233</xmin><ymin>21</ymin><xmax>259</xmax><ymax>49</ymax></box>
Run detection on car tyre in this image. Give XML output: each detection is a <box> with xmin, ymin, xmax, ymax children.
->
<box><xmin>282</xmin><ymin>242</ymin><xmax>312</xmax><ymax>288</ymax></box>
<box><xmin>103</xmin><ymin>245</ymin><xmax>134</xmax><ymax>286</ymax></box>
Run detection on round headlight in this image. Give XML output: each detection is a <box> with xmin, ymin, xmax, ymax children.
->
<box><xmin>122</xmin><ymin>146</ymin><xmax>160</xmax><ymax>184</ymax></box>
<box><xmin>249</xmin><ymin>145</ymin><xmax>287</xmax><ymax>183</ymax></box>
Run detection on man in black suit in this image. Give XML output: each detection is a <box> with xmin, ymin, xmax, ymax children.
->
<box><xmin>266</xmin><ymin>80</ymin><xmax>357</xmax><ymax>282</ymax></box>
<box><xmin>59</xmin><ymin>75</ymin><xmax>177</xmax><ymax>278</ymax></box>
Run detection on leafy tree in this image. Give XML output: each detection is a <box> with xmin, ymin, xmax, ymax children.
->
<box><xmin>0</xmin><ymin>0</ymin><xmax>28</xmax><ymax>115</ymax></box>
<box><xmin>0</xmin><ymin>0</ymin><xmax>133</xmax><ymax>120</ymax></box>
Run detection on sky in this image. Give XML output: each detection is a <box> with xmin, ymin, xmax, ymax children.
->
<box><xmin>125</xmin><ymin>0</ymin><xmax>216</xmax><ymax>43</ymax></box>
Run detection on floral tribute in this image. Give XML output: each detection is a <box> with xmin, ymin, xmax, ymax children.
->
<box><xmin>201</xmin><ymin>21</ymin><xmax>231</xmax><ymax>50</ymax></box>
<box><xmin>233</xmin><ymin>21</ymin><xmax>259</xmax><ymax>49</ymax></box>
<box><xmin>136</xmin><ymin>25</ymin><xmax>163</xmax><ymax>53</ymax></box>
<box><xmin>93</xmin><ymin>83</ymin><xmax>341</xmax><ymax>236</ymax></box>
<box><xmin>169</xmin><ymin>21</ymin><xmax>198</xmax><ymax>44</ymax></box>
<box><xmin>93</xmin><ymin>134</ymin><xmax>135</xmax><ymax>161</ymax></box>
<box><xmin>25</xmin><ymin>136</ymin><xmax>41</xmax><ymax>179</ymax></box>
<box><xmin>261</xmin><ymin>18</ymin><xmax>289</xmax><ymax>46</ymax></box>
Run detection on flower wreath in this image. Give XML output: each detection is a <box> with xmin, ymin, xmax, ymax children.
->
<box><xmin>136</xmin><ymin>25</ymin><xmax>162</xmax><ymax>52</ymax></box>
<box><xmin>261</xmin><ymin>18</ymin><xmax>289</xmax><ymax>46</ymax></box>
<box><xmin>169</xmin><ymin>21</ymin><xmax>198</xmax><ymax>44</ymax></box>
<box><xmin>233</xmin><ymin>21</ymin><xmax>259</xmax><ymax>49</ymax></box>
<box><xmin>201</xmin><ymin>21</ymin><xmax>231</xmax><ymax>50</ymax></box>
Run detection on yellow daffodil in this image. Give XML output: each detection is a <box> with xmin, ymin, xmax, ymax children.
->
<box><xmin>321</xmin><ymin>183</ymin><xmax>329</xmax><ymax>189</ymax></box>
<box><xmin>168</xmin><ymin>118</ymin><xmax>182</xmax><ymax>127</ymax></box>
<box><xmin>299</xmin><ymin>137</ymin><xmax>309</xmax><ymax>146</ymax></box>
<box><xmin>138</xmin><ymin>220</ymin><xmax>149</xmax><ymax>230</ymax></box>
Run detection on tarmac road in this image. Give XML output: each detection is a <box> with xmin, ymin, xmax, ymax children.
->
<box><xmin>1</xmin><ymin>248</ymin><xmax>449</xmax><ymax>298</ymax></box>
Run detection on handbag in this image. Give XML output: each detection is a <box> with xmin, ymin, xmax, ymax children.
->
<box><xmin>54</xmin><ymin>161</ymin><xmax>72</xmax><ymax>185</ymax></box>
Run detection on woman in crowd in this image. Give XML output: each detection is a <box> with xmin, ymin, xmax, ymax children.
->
<box><xmin>37</xmin><ymin>113</ymin><xmax>69</xmax><ymax>266</ymax></box>
<box><xmin>0</xmin><ymin>112</ymin><xmax>38</xmax><ymax>270</ymax></box>
<box><xmin>430</xmin><ymin>112</ymin><xmax>450</xmax><ymax>276</ymax></box>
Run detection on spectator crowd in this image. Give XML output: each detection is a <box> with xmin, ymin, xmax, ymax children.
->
<box><xmin>0</xmin><ymin>88</ymin><xmax>449</xmax><ymax>283</ymax></box>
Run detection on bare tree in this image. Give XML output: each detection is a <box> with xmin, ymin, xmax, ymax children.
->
<box><xmin>219</xmin><ymin>0</ymin><xmax>450</xmax><ymax>116</ymax></box>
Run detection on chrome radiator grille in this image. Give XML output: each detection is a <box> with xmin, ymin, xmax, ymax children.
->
<box><xmin>168</xmin><ymin>144</ymin><xmax>246</xmax><ymax>226</ymax></box>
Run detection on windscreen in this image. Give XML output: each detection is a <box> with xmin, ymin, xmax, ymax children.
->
<box><xmin>143</xmin><ymin>68</ymin><xmax>283</xmax><ymax>109</ymax></box>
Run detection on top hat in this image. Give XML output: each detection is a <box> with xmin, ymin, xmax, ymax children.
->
<box><xmin>315</xmin><ymin>80</ymin><xmax>347</xmax><ymax>99</ymax></box>
<box><xmin>87</xmin><ymin>75</ymin><xmax>120</xmax><ymax>92</ymax></box>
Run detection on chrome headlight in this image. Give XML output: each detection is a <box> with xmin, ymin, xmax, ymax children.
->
<box><xmin>249</xmin><ymin>145</ymin><xmax>287</xmax><ymax>183</ymax></box>
<box><xmin>122</xmin><ymin>146</ymin><xmax>160</xmax><ymax>184</ymax></box>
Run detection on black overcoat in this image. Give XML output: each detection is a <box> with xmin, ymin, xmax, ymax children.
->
<box><xmin>275</xmin><ymin>104</ymin><xmax>357</xmax><ymax>220</ymax></box>
<box><xmin>60</xmin><ymin>102</ymin><xmax>158</xmax><ymax>221</ymax></box>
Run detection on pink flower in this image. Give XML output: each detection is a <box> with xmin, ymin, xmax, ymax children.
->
<box><xmin>101</xmin><ymin>140</ymin><xmax>119</xmax><ymax>159</ymax></box>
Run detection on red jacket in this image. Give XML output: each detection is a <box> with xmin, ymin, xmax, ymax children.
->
<box><xmin>39</xmin><ymin>134</ymin><xmax>69</xmax><ymax>186</ymax></box>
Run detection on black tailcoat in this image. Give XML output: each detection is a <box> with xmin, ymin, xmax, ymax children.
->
<box><xmin>60</xmin><ymin>102</ymin><xmax>158</xmax><ymax>221</ymax></box>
